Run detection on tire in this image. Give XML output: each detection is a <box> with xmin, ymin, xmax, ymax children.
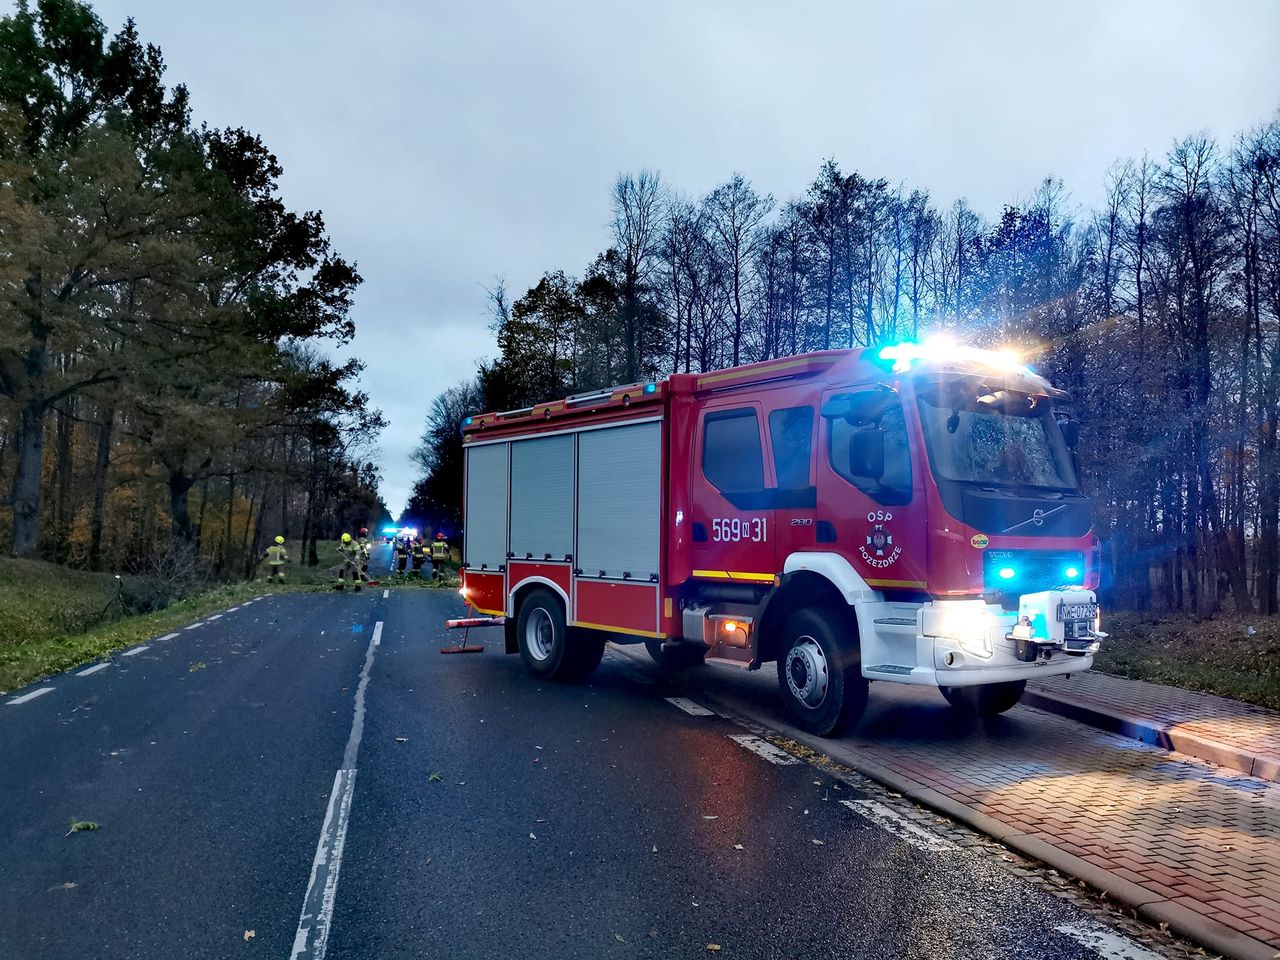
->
<box><xmin>940</xmin><ymin>680</ymin><xmax>1026</xmax><ymax>717</ymax></box>
<box><xmin>644</xmin><ymin>639</ymin><xmax>708</xmax><ymax>668</ymax></box>
<box><xmin>516</xmin><ymin>589</ymin><xmax>603</xmax><ymax>682</ymax></box>
<box><xmin>517</xmin><ymin>588</ymin><xmax>570</xmax><ymax>679</ymax></box>
<box><xmin>775</xmin><ymin>607</ymin><xmax>867</xmax><ymax>737</ymax></box>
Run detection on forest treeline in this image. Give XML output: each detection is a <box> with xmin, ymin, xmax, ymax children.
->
<box><xmin>410</xmin><ymin>113</ymin><xmax>1280</xmax><ymax>615</ymax></box>
<box><xmin>0</xmin><ymin>0</ymin><xmax>386</xmax><ymax>578</ymax></box>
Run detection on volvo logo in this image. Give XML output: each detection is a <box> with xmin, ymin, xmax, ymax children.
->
<box><xmin>1002</xmin><ymin>504</ymin><xmax>1067</xmax><ymax>534</ymax></box>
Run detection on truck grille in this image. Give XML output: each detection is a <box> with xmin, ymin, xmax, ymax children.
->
<box><xmin>983</xmin><ymin>549</ymin><xmax>1085</xmax><ymax>606</ymax></box>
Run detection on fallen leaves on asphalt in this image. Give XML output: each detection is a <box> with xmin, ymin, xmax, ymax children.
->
<box><xmin>706</xmin><ymin>944</ymin><xmax>721</xmax><ymax>953</ymax></box>
<box><xmin>395</xmin><ymin>737</ymin><xmax>409</xmax><ymax>743</ymax></box>
<box><xmin>428</xmin><ymin>772</ymin><xmax>444</xmax><ymax>782</ymax></box>
<box><xmin>243</xmin><ymin>930</ymin><xmax>255</xmax><ymax>941</ymax></box>
<box><xmin>65</xmin><ymin>819</ymin><xmax>99</xmax><ymax>837</ymax></box>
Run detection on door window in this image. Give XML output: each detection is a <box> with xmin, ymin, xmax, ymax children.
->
<box><xmin>828</xmin><ymin>393</ymin><xmax>912</xmax><ymax>505</ymax></box>
<box><xmin>768</xmin><ymin>406</ymin><xmax>814</xmax><ymax>489</ymax></box>
<box><xmin>703</xmin><ymin>408</ymin><xmax>764</xmax><ymax>494</ymax></box>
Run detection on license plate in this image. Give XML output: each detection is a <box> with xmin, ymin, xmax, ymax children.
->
<box><xmin>1057</xmin><ymin>601</ymin><xmax>1098</xmax><ymax>623</ymax></box>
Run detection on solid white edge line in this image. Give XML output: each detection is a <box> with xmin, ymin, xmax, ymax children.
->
<box><xmin>7</xmin><ymin>686</ymin><xmax>55</xmax><ymax>705</ymax></box>
<box><xmin>839</xmin><ymin>799</ymin><xmax>958</xmax><ymax>853</ymax></box>
<box><xmin>666</xmin><ymin>697</ymin><xmax>715</xmax><ymax>717</ymax></box>
<box><xmin>728</xmin><ymin>734</ymin><xmax>801</xmax><ymax>765</ymax></box>
<box><xmin>291</xmin><ymin>621</ymin><xmax>380</xmax><ymax>960</ymax></box>
<box><xmin>157</xmin><ymin>633</ymin><xmax>180</xmax><ymax>642</ymax></box>
<box><xmin>121</xmin><ymin>645</ymin><xmax>150</xmax><ymax>657</ymax></box>
<box><xmin>76</xmin><ymin>663</ymin><xmax>110</xmax><ymax>676</ymax></box>
<box><xmin>1053</xmin><ymin>923</ymin><xmax>1165</xmax><ymax>960</ymax></box>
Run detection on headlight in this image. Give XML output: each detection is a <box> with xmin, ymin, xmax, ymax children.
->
<box><xmin>926</xmin><ymin>601</ymin><xmax>993</xmax><ymax>658</ymax></box>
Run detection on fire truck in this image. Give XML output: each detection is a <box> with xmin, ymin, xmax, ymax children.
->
<box><xmin>458</xmin><ymin>338</ymin><xmax>1104</xmax><ymax>736</ymax></box>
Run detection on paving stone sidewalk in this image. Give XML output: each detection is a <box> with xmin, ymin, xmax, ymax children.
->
<box><xmin>1025</xmin><ymin>672</ymin><xmax>1280</xmax><ymax>782</ymax></box>
<box><xmin>638</xmin><ymin>652</ymin><xmax>1280</xmax><ymax>960</ymax></box>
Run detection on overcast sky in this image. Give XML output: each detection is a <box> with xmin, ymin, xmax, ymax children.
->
<box><xmin>91</xmin><ymin>0</ymin><xmax>1280</xmax><ymax>514</ymax></box>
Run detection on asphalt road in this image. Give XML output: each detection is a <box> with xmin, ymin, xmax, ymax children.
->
<box><xmin>0</xmin><ymin>574</ymin><xmax>1184</xmax><ymax>959</ymax></box>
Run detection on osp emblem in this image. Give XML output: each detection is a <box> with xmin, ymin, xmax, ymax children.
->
<box><xmin>860</xmin><ymin>521</ymin><xmax>902</xmax><ymax>569</ymax></box>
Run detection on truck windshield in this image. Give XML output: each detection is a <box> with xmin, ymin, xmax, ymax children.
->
<box><xmin>915</xmin><ymin>379</ymin><xmax>1078</xmax><ymax>492</ymax></box>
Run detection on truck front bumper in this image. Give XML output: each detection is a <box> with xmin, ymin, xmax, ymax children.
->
<box><xmin>913</xmin><ymin>591</ymin><xmax>1104</xmax><ymax>688</ymax></box>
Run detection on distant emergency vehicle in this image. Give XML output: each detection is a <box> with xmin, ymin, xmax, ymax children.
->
<box><xmin>458</xmin><ymin>338</ymin><xmax>1104</xmax><ymax>735</ymax></box>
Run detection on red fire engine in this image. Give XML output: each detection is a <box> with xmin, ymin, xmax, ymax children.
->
<box><xmin>458</xmin><ymin>338</ymin><xmax>1104</xmax><ymax>735</ymax></box>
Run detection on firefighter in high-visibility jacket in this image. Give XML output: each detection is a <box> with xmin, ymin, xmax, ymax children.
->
<box><xmin>357</xmin><ymin>527</ymin><xmax>372</xmax><ymax>576</ymax></box>
<box><xmin>430</xmin><ymin>533</ymin><xmax>449</xmax><ymax>579</ymax></box>
<box><xmin>263</xmin><ymin>536</ymin><xmax>290</xmax><ymax>583</ymax></box>
<box><xmin>411</xmin><ymin>536</ymin><xmax>428</xmax><ymax>576</ymax></box>
<box><xmin>393</xmin><ymin>536</ymin><xmax>409</xmax><ymax>574</ymax></box>
<box><xmin>335</xmin><ymin>533</ymin><xmax>363</xmax><ymax>592</ymax></box>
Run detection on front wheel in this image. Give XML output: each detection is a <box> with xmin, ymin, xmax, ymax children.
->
<box><xmin>517</xmin><ymin>588</ymin><xmax>570</xmax><ymax>679</ymax></box>
<box><xmin>940</xmin><ymin>680</ymin><xmax>1026</xmax><ymax>717</ymax></box>
<box><xmin>775</xmin><ymin>607</ymin><xmax>867</xmax><ymax>737</ymax></box>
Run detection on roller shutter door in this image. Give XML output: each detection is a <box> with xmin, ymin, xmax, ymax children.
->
<box><xmin>464</xmin><ymin>442</ymin><xmax>508</xmax><ymax>569</ymax></box>
<box><xmin>577</xmin><ymin>421</ymin><xmax>661</xmax><ymax>580</ymax></box>
<box><xmin>509</xmin><ymin>434</ymin><xmax>574</xmax><ymax>560</ymax></box>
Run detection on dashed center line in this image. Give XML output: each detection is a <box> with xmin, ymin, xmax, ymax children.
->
<box><xmin>227</xmin><ymin>606</ymin><xmax>242</xmax><ymax>612</ymax></box>
<box><xmin>76</xmin><ymin>663</ymin><xmax>110</xmax><ymax>676</ymax></box>
<box><xmin>157</xmin><ymin>633</ymin><xmax>179</xmax><ymax>642</ymax></box>
<box><xmin>121</xmin><ymin>645</ymin><xmax>150</xmax><ymax>657</ymax></box>
<box><xmin>206</xmin><ymin>614</ymin><xmax>222</xmax><ymax>621</ymax></box>
<box><xmin>666</xmin><ymin>697</ymin><xmax>715</xmax><ymax>716</ymax></box>
<box><xmin>729</xmin><ymin>734</ymin><xmax>801</xmax><ymax>765</ymax></box>
<box><xmin>1053</xmin><ymin>923</ymin><xmax>1165</xmax><ymax>960</ymax></box>
<box><xmin>839</xmin><ymin>799</ymin><xmax>958</xmax><ymax>853</ymax></box>
<box><xmin>185</xmin><ymin>623</ymin><xmax>204</xmax><ymax>631</ymax></box>
<box><xmin>290</xmin><ymin>620</ymin><xmax>381</xmax><ymax>960</ymax></box>
<box><xmin>7</xmin><ymin>687</ymin><xmax>54</xmax><ymax>705</ymax></box>
<box><xmin>382</xmin><ymin>589</ymin><xmax>389</xmax><ymax>599</ymax></box>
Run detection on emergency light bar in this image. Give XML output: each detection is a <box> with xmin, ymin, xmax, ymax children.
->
<box><xmin>877</xmin><ymin>336</ymin><xmax>1034</xmax><ymax>376</ymax></box>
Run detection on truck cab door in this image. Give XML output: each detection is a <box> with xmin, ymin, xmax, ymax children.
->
<box><xmin>815</xmin><ymin>384</ymin><xmax>927</xmax><ymax>594</ymax></box>
<box><xmin>688</xmin><ymin>401</ymin><xmax>776</xmax><ymax>586</ymax></box>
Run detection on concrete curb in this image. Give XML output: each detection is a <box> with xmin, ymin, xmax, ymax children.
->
<box><xmin>1021</xmin><ymin>686</ymin><xmax>1280</xmax><ymax>784</ymax></box>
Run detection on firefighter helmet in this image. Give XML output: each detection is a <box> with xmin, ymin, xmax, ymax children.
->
<box><xmin>436</xmin><ymin>533</ymin><xmax>445</xmax><ymax>540</ymax></box>
<box><xmin>359</xmin><ymin>527</ymin><xmax>368</xmax><ymax>536</ymax></box>
<box><xmin>274</xmin><ymin>535</ymin><xmax>285</xmax><ymax>545</ymax></box>
<box><xmin>341</xmin><ymin>533</ymin><xmax>352</xmax><ymax>543</ymax></box>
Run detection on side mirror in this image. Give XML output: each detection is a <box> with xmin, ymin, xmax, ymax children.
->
<box><xmin>849</xmin><ymin>428</ymin><xmax>885</xmax><ymax>480</ymax></box>
<box><xmin>1058</xmin><ymin>417</ymin><xmax>1080</xmax><ymax>450</ymax></box>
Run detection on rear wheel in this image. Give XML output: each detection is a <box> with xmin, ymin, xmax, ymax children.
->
<box><xmin>516</xmin><ymin>588</ymin><xmax>603</xmax><ymax>682</ymax></box>
<box><xmin>775</xmin><ymin>607</ymin><xmax>867</xmax><ymax>737</ymax></box>
<box><xmin>517</xmin><ymin>588</ymin><xmax>570</xmax><ymax>679</ymax></box>
<box><xmin>644</xmin><ymin>639</ymin><xmax>707</xmax><ymax>668</ymax></box>
<box><xmin>940</xmin><ymin>680</ymin><xmax>1026</xmax><ymax>717</ymax></box>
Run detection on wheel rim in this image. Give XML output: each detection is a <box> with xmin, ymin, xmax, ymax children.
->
<box><xmin>525</xmin><ymin>607</ymin><xmax>555</xmax><ymax>662</ymax></box>
<box><xmin>785</xmin><ymin>635</ymin><xmax>829</xmax><ymax>709</ymax></box>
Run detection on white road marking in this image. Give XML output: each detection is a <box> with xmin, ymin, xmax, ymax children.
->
<box><xmin>839</xmin><ymin>799</ymin><xmax>958</xmax><ymax>853</ymax></box>
<box><xmin>666</xmin><ymin>697</ymin><xmax>715</xmax><ymax>717</ymax></box>
<box><xmin>254</xmin><ymin>595</ymin><xmax>266</xmax><ymax>601</ymax></box>
<box><xmin>291</xmin><ymin>620</ymin><xmax>381</xmax><ymax>960</ymax></box>
<box><xmin>206</xmin><ymin>614</ymin><xmax>222</xmax><ymax>621</ymax></box>
<box><xmin>185</xmin><ymin>623</ymin><xmax>204</xmax><ymax>631</ymax></box>
<box><xmin>7</xmin><ymin>687</ymin><xmax>54</xmax><ymax>705</ymax></box>
<box><xmin>729</xmin><ymin>734</ymin><xmax>800</xmax><ymax>765</ymax></box>
<box><xmin>227</xmin><ymin>606</ymin><xmax>242</xmax><ymax>612</ymax></box>
<box><xmin>157</xmin><ymin>633</ymin><xmax>179</xmax><ymax>642</ymax></box>
<box><xmin>1053</xmin><ymin>923</ymin><xmax>1165</xmax><ymax>960</ymax></box>
<box><xmin>382</xmin><ymin>589</ymin><xmax>389</xmax><ymax>599</ymax></box>
<box><xmin>121</xmin><ymin>646</ymin><xmax>150</xmax><ymax>657</ymax></box>
<box><xmin>77</xmin><ymin>663</ymin><xmax>110</xmax><ymax>676</ymax></box>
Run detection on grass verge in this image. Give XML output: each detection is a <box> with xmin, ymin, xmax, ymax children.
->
<box><xmin>0</xmin><ymin>579</ymin><xmax>269</xmax><ymax>695</ymax></box>
<box><xmin>1095</xmin><ymin>611</ymin><xmax>1280</xmax><ymax>711</ymax></box>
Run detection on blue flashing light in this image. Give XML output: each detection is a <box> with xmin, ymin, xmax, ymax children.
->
<box><xmin>997</xmin><ymin>567</ymin><xmax>1017</xmax><ymax>580</ymax></box>
<box><xmin>644</xmin><ymin>382</ymin><xmax>657</xmax><ymax>394</ymax></box>
<box><xmin>1064</xmin><ymin>566</ymin><xmax>1081</xmax><ymax>580</ymax></box>
<box><xmin>463</xmin><ymin>416</ymin><xmax>474</xmax><ymax>425</ymax></box>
